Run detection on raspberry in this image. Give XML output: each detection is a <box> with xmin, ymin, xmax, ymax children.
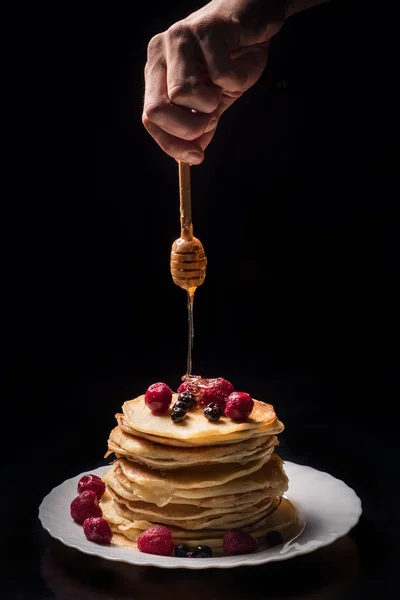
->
<box><xmin>70</xmin><ymin>490</ymin><xmax>102</xmax><ymax>524</ymax></box>
<box><xmin>223</xmin><ymin>529</ymin><xmax>258</xmax><ymax>556</ymax></box>
<box><xmin>177</xmin><ymin>375</ymin><xmax>202</xmax><ymax>398</ymax></box>
<box><xmin>137</xmin><ymin>525</ymin><xmax>174</xmax><ymax>556</ymax></box>
<box><xmin>177</xmin><ymin>380</ymin><xmax>191</xmax><ymax>394</ymax></box>
<box><xmin>224</xmin><ymin>392</ymin><xmax>254</xmax><ymax>422</ymax></box>
<box><xmin>200</xmin><ymin>378</ymin><xmax>235</xmax><ymax>410</ymax></box>
<box><xmin>83</xmin><ymin>517</ymin><xmax>112</xmax><ymax>545</ymax></box>
<box><xmin>77</xmin><ymin>474</ymin><xmax>106</xmax><ymax>499</ymax></box>
<box><xmin>145</xmin><ymin>382</ymin><xmax>172</xmax><ymax>415</ymax></box>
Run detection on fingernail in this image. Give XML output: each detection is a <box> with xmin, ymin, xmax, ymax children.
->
<box><xmin>185</xmin><ymin>151</ymin><xmax>203</xmax><ymax>165</ymax></box>
<box><xmin>205</xmin><ymin>117</ymin><xmax>218</xmax><ymax>133</ymax></box>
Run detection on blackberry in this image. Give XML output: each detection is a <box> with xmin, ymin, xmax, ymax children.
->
<box><xmin>174</xmin><ymin>543</ymin><xmax>190</xmax><ymax>557</ymax></box>
<box><xmin>204</xmin><ymin>402</ymin><xmax>222</xmax><ymax>422</ymax></box>
<box><xmin>177</xmin><ymin>392</ymin><xmax>196</xmax><ymax>409</ymax></box>
<box><xmin>266</xmin><ymin>530</ymin><xmax>284</xmax><ymax>547</ymax></box>
<box><xmin>171</xmin><ymin>406</ymin><xmax>187</xmax><ymax>423</ymax></box>
<box><xmin>174</xmin><ymin>399</ymin><xmax>191</xmax><ymax>412</ymax></box>
<box><xmin>192</xmin><ymin>545</ymin><xmax>212</xmax><ymax>558</ymax></box>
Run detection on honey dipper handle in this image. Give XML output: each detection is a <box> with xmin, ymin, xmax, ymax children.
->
<box><xmin>178</xmin><ymin>161</ymin><xmax>193</xmax><ymax>241</ymax></box>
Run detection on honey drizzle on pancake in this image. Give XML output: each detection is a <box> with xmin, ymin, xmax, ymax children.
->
<box><xmin>187</xmin><ymin>290</ymin><xmax>194</xmax><ymax>377</ymax></box>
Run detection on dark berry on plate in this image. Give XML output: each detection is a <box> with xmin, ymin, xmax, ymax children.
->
<box><xmin>145</xmin><ymin>382</ymin><xmax>173</xmax><ymax>415</ymax></box>
<box><xmin>174</xmin><ymin>543</ymin><xmax>190</xmax><ymax>557</ymax></box>
<box><xmin>192</xmin><ymin>545</ymin><xmax>213</xmax><ymax>558</ymax></box>
<box><xmin>77</xmin><ymin>474</ymin><xmax>106</xmax><ymax>499</ymax></box>
<box><xmin>177</xmin><ymin>392</ymin><xmax>196</xmax><ymax>409</ymax></box>
<box><xmin>137</xmin><ymin>525</ymin><xmax>174</xmax><ymax>556</ymax></box>
<box><xmin>171</xmin><ymin>406</ymin><xmax>187</xmax><ymax>423</ymax></box>
<box><xmin>266</xmin><ymin>530</ymin><xmax>284</xmax><ymax>547</ymax></box>
<box><xmin>83</xmin><ymin>517</ymin><xmax>112</xmax><ymax>545</ymax></box>
<box><xmin>224</xmin><ymin>392</ymin><xmax>254</xmax><ymax>422</ymax></box>
<box><xmin>204</xmin><ymin>402</ymin><xmax>223</xmax><ymax>422</ymax></box>
<box><xmin>70</xmin><ymin>490</ymin><xmax>102</xmax><ymax>524</ymax></box>
<box><xmin>223</xmin><ymin>529</ymin><xmax>258</xmax><ymax>556</ymax></box>
<box><xmin>200</xmin><ymin>378</ymin><xmax>234</xmax><ymax>410</ymax></box>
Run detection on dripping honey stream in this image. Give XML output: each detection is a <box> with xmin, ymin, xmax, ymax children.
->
<box><xmin>170</xmin><ymin>161</ymin><xmax>207</xmax><ymax>378</ymax></box>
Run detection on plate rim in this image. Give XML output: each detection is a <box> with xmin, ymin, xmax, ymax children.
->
<box><xmin>38</xmin><ymin>461</ymin><xmax>362</xmax><ymax>570</ymax></box>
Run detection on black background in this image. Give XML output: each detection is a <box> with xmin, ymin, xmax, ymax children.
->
<box><xmin>2</xmin><ymin>1</ymin><xmax>399</xmax><ymax>599</ymax></box>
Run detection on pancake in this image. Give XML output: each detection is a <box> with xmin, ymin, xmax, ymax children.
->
<box><xmin>116</xmin><ymin>453</ymin><xmax>272</xmax><ymax>506</ymax></box>
<box><xmin>117</xmin><ymin>413</ymin><xmax>284</xmax><ymax>447</ymax></box>
<box><xmin>121</xmin><ymin>396</ymin><xmax>279</xmax><ymax>443</ymax></box>
<box><xmin>107</xmin><ymin>484</ymin><xmax>266</xmax><ymax>519</ymax></box>
<box><xmin>112</xmin><ymin>494</ymin><xmax>279</xmax><ymax>530</ymax></box>
<box><xmin>112</xmin><ymin>444</ymin><xmax>275</xmax><ymax>469</ymax></box>
<box><xmin>104</xmin><ymin>453</ymin><xmax>288</xmax><ymax>507</ymax></box>
<box><xmin>106</xmin><ymin>426</ymin><xmax>278</xmax><ymax>469</ymax></box>
<box><xmin>99</xmin><ymin>386</ymin><xmax>294</xmax><ymax>558</ymax></box>
<box><xmin>100</xmin><ymin>490</ymin><xmax>300</xmax><ymax>554</ymax></box>
<box><xmin>101</xmin><ymin>489</ymin><xmax>276</xmax><ymax>539</ymax></box>
<box><xmin>104</xmin><ymin>467</ymin><xmax>270</xmax><ymax>508</ymax></box>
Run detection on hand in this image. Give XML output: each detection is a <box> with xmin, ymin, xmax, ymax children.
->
<box><xmin>142</xmin><ymin>0</ymin><xmax>286</xmax><ymax>165</ymax></box>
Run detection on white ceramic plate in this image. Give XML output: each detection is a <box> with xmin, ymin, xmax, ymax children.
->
<box><xmin>38</xmin><ymin>461</ymin><xmax>362</xmax><ymax>569</ymax></box>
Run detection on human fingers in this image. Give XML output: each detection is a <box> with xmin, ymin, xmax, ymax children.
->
<box><xmin>195</xmin><ymin>93</ymin><xmax>239</xmax><ymax>151</ymax></box>
<box><xmin>144</xmin><ymin>34</ymin><xmax>217</xmax><ymax>142</ymax></box>
<box><xmin>230</xmin><ymin>45</ymin><xmax>269</xmax><ymax>91</ymax></box>
<box><xmin>142</xmin><ymin>88</ymin><xmax>238</xmax><ymax>162</ymax></box>
<box><xmin>196</xmin><ymin>24</ymin><xmax>270</xmax><ymax>94</ymax></box>
<box><xmin>197</xmin><ymin>23</ymin><xmax>247</xmax><ymax>93</ymax></box>
<box><xmin>142</xmin><ymin>115</ymin><xmax>205</xmax><ymax>165</ymax></box>
<box><xmin>165</xmin><ymin>23</ymin><xmax>222</xmax><ymax>114</ymax></box>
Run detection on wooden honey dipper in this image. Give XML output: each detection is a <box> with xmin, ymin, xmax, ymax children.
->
<box><xmin>171</xmin><ymin>161</ymin><xmax>207</xmax><ymax>377</ymax></box>
<box><xmin>170</xmin><ymin>161</ymin><xmax>207</xmax><ymax>296</ymax></box>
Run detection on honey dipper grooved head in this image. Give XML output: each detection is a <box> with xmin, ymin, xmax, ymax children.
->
<box><xmin>170</xmin><ymin>236</ymin><xmax>207</xmax><ymax>292</ymax></box>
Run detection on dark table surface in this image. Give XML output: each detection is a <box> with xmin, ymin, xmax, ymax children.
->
<box><xmin>2</xmin><ymin>0</ymin><xmax>398</xmax><ymax>598</ymax></box>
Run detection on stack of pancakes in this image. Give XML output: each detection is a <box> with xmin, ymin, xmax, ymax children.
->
<box><xmin>100</xmin><ymin>393</ymin><xmax>297</xmax><ymax>554</ymax></box>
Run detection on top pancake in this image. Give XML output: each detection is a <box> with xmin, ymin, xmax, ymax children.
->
<box><xmin>117</xmin><ymin>413</ymin><xmax>284</xmax><ymax>447</ymax></box>
<box><xmin>122</xmin><ymin>395</ymin><xmax>278</xmax><ymax>442</ymax></box>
